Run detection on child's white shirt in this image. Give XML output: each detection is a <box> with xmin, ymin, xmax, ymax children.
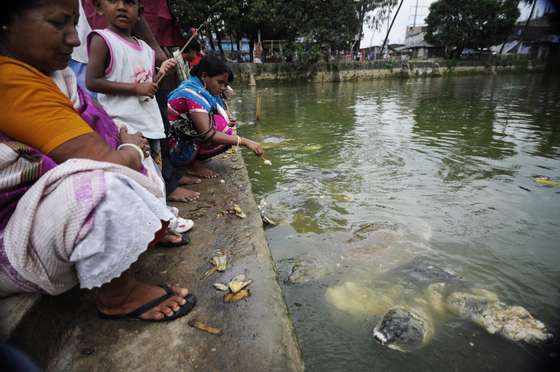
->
<box><xmin>88</xmin><ymin>29</ymin><xmax>165</xmax><ymax>139</ymax></box>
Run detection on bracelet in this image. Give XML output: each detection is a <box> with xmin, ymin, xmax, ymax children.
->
<box><xmin>236</xmin><ymin>135</ymin><xmax>241</xmax><ymax>147</ymax></box>
<box><xmin>117</xmin><ymin>143</ymin><xmax>145</xmax><ymax>162</ymax></box>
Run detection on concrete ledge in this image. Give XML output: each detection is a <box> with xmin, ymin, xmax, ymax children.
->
<box><xmin>7</xmin><ymin>152</ymin><xmax>303</xmax><ymax>371</ymax></box>
<box><xmin>0</xmin><ymin>293</ymin><xmax>42</xmax><ymax>342</ymax></box>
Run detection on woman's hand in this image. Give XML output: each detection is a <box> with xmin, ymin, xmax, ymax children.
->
<box><xmin>227</xmin><ymin>112</ymin><xmax>238</xmax><ymax>128</ymax></box>
<box><xmin>119</xmin><ymin>127</ymin><xmax>149</xmax><ymax>157</ymax></box>
<box><xmin>242</xmin><ymin>138</ymin><xmax>264</xmax><ymax>156</ymax></box>
<box><xmin>134</xmin><ymin>82</ymin><xmax>158</xmax><ymax>98</ymax></box>
<box><xmin>228</xmin><ymin>118</ymin><xmax>238</xmax><ymax>128</ymax></box>
<box><xmin>159</xmin><ymin>58</ymin><xmax>177</xmax><ymax>76</ymax></box>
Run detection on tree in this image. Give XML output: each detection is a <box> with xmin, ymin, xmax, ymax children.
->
<box><xmin>169</xmin><ymin>0</ymin><xmax>399</xmax><ymax>64</ymax></box>
<box><xmin>425</xmin><ymin>0</ymin><xmax>520</xmax><ymax>58</ymax></box>
<box><xmin>353</xmin><ymin>0</ymin><xmax>397</xmax><ymax>53</ymax></box>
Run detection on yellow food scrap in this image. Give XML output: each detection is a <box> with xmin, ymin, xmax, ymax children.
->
<box><xmin>188</xmin><ymin>319</ymin><xmax>224</xmax><ymax>336</ymax></box>
<box><xmin>534</xmin><ymin>176</ymin><xmax>560</xmax><ymax>188</ymax></box>
<box><xmin>224</xmin><ymin>289</ymin><xmax>251</xmax><ymax>303</ymax></box>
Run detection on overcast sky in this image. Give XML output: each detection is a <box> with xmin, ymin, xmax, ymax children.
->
<box><xmin>360</xmin><ymin>0</ymin><xmax>555</xmax><ymax>48</ymax></box>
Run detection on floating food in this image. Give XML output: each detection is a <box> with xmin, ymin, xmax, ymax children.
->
<box><xmin>534</xmin><ymin>176</ymin><xmax>560</xmax><ymax>188</ymax></box>
<box><xmin>303</xmin><ymin>144</ymin><xmax>323</xmax><ymax>152</ymax></box>
<box><xmin>224</xmin><ymin>289</ymin><xmax>251</xmax><ymax>303</ymax></box>
<box><xmin>188</xmin><ymin>319</ymin><xmax>224</xmax><ymax>336</ymax></box>
<box><xmin>333</xmin><ymin>193</ymin><xmax>353</xmax><ymax>202</ymax></box>
<box><xmin>227</xmin><ymin>274</ymin><xmax>252</xmax><ymax>293</ymax></box>
<box><xmin>213</xmin><ymin>283</ymin><xmax>229</xmax><ymax>291</ymax></box>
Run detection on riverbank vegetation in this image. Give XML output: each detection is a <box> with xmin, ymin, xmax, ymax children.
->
<box><xmin>425</xmin><ymin>0</ymin><xmax>520</xmax><ymax>58</ymax></box>
<box><xmin>169</xmin><ymin>0</ymin><xmax>397</xmax><ymax>64</ymax></box>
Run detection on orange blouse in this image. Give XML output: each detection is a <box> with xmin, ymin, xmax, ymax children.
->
<box><xmin>0</xmin><ymin>56</ymin><xmax>93</xmax><ymax>154</ymax></box>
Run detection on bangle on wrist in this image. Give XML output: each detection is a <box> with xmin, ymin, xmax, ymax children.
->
<box><xmin>117</xmin><ymin>143</ymin><xmax>145</xmax><ymax>162</ymax></box>
<box><xmin>236</xmin><ymin>135</ymin><xmax>241</xmax><ymax>147</ymax></box>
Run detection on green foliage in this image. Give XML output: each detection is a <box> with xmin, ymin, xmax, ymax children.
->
<box><xmin>496</xmin><ymin>54</ymin><xmax>529</xmax><ymax>69</ymax></box>
<box><xmin>383</xmin><ymin>59</ymin><xmax>396</xmax><ymax>69</ymax></box>
<box><xmin>445</xmin><ymin>58</ymin><xmax>458</xmax><ymax>70</ymax></box>
<box><xmin>169</xmin><ymin>0</ymin><xmax>395</xmax><ymax>62</ymax></box>
<box><xmin>425</xmin><ymin>0</ymin><xmax>520</xmax><ymax>58</ymax></box>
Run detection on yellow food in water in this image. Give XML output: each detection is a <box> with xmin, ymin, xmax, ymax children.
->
<box><xmin>534</xmin><ymin>176</ymin><xmax>560</xmax><ymax>188</ymax></box>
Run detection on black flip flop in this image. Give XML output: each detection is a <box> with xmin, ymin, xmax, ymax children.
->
<box><xmin>98</xmin><ymin>285</ymin><xmax>196</xmax><ymax>322</ymax></box>
<box><xmin>157</xmin><ymin>232</ymin><xmax>191</xmax><ymax>248</ymax></box>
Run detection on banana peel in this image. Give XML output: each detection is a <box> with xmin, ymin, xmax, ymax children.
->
<box><xmin>213</xmin><ymin>283</ymin><xmax>229</xmax><ymax>291</ymax></box>
<box><xmin>227</xmin><ymin>274</ymin><xmax>252</xmax><ymax>293</ymax></box>
<box><xmin>224</xmin><ymin>289</ymin><xmax>251</xmax><ymax>303</ymax></box>
<box><xmin>202</xmin><ymin>251</ymin><xmax>228</xmax><ymax>278</ymax></box>
<box><xmin>211</xmin><ymin>252</ymin><xmax>228</xmax><ymax>271</ymax></box>
<box><xmin>232</xmin><ymin>204</ymin><xmax>246</xmax><ymax>218</ymax></box>
<box><xmin>188</xmin><ymin>319</ymin><xmax>223</xmax><ymax>336</ymax></box>
<box><xmin>213</xmin><ymin>274</ymin><xmax>252</xmax><ymax>294</ymax></box>
<box><xmin>219</xmin><ymin>204</ymin><xmax>247</xmax><ymax>219</ymax></box>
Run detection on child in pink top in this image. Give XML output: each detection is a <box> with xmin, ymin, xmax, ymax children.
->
<box><xmin>86</xmin><ymin>0</ymin><xmax>176</xmax><ymax>165</ymax></box>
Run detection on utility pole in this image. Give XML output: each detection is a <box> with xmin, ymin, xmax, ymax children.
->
<box><xmin>413</xmin><ymin>0</ymin><xmax>420</xmax><ymax>27</ymax></box>
<box><xmin>381</xmin><ymin>0</ymin><xmax>405</xmax><ymax>56</ymax></box>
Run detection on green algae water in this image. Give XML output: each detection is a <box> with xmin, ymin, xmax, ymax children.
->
<box><xmin>234</xmin><ymin>74</ymin><xmax>560</xmax><ymax>371</ymax></box>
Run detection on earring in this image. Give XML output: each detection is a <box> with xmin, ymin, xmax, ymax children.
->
<box><xmin>1</xmin><ymin>25</ymin><xmax>8</xmax><ymax>31</ymax></box>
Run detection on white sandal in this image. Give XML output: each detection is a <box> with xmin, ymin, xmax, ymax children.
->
<box><xmin>169</xmin><ymin>217</ymin><xmax>194</xmax><ymax>234</ymax></box>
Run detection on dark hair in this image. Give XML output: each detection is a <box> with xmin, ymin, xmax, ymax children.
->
<box><xmin>0</xmin><ymin>0</ymin><xmax>46</xmax><ymax>28</ymax></box>
<box><xmin>184</xmin><ymin>39</ymin><xmax>201</xmax><ymax>53</ymax></box>
<box><xmin>190</xmin><ymin>55</ymin><xmax>230</xmax><ymax>78</ymax></box>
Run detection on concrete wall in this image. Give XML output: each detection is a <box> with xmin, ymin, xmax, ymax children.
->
<box><xmin>229</xmin><ymin>60</ymin><xmax>546</xmax><ymax>85</ymax></box>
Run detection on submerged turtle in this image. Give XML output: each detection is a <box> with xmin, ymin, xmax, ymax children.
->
<box><xmin>279</xmin><ymin>255</ymin><xmax>330</xmax><ymax>285</ymax></box>
<box><xmin>326</xmin><ymin>258</ymin><xmax>552</xmax><ymax>352</ymax></box>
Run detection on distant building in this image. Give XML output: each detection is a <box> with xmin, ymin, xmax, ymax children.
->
<box><xmin>360</xmin><ymin>45</ymin><xmax>384</xmax><ymax>60</ymax></box>
<box><xmin>493</xmin><ymin>14</ymin><xmax>559</xmax><ymax>61</ymax></box>
<box><xmin>398</xmin><ymin>26</ymin><xmax>444</xmax><ymax>59</ymax></box>
<box><xmin>360</xmin><ymin>44</ymin><xmax>405</xmax><ymax>60</ymax></box>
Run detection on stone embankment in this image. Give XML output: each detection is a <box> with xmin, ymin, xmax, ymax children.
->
<box><xmin>1</xmin><ymin>152</ymin><xmax>304</xmax><ymax>371</ymax></box>
<box><xmin>230</xmin><ymin>60</ymin><xmax>546</xmax><ymax>84</ymax></box>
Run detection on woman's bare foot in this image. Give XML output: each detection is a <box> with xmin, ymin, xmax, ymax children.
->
<box><xmin>167</xmin><ymin>187</ymin><xmax>200</xmax><ymax>202</ymax></box>
<box><xmin>188</xmin><ymin>160</ymin><xmax>219</xmax><ymax>179</ymax></box>
<box><xmin>178</xmin><ymin>175</ymin><xmax>202</xmax><ymax>185</ymax></box>
<box><xmin>157</xmin><ymin>232</ymin><xmax>183</xmax><ymax>245</ymax></box>
<box><xmin>96</xmin><ymin>275</ymin><xmax>190</xmax><ymax>320</ymax></box>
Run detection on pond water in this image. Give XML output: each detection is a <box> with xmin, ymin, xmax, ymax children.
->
<box><xmin>233</xmin><ymin>73</ymin><xmax>560</xmax><ymax>371</ymax></box>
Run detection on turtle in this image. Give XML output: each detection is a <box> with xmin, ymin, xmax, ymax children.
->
<box><xmin>325</xmin><ymin>258</ymin><xmax>552</xmax><ymax>352</ymax></box>
<box><xmin>281</xmin><ymin>221</ymin><xmax>432</xmax><ymax>286</ymax></box>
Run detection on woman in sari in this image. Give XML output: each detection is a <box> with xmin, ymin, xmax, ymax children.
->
<box><xmin>167</xmin><ymin>55</ymin><xmax>263</xmax><ymax>186</ymax></box>
<box><xmin>0</xmin><ymin>0</ymin><xmax>195</xmax><ymax>321</ymax></box>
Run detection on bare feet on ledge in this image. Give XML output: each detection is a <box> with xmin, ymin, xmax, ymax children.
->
<box><xmin>167</xmin><ymin>187</ymin><xmax>200</xmax><ymax>202</ymax></box>
<box><xmin>96</xmin><ymin>276</ymin><xmax>194</xmax><ymax>321</ymax></box>
<box><xmin>178</xmin><ymin>175</ymin><xmax>201</xmax><ymax>185</ymax></box>
<box><xmin>155</xmin><ymin>231</ymin><xmax>190</xmax><ymax>248</ymax></box>
<box><xmin>187</xmin><ymin>160</ymin><xmax>219</xmax><ymax>179</ymax></box>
